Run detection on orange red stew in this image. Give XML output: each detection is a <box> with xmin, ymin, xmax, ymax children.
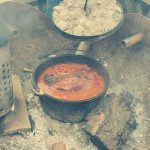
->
<box><xmin>37</xmin><ymin>63</ymin><xmax>105</xmax><ymax>101</ymax></box>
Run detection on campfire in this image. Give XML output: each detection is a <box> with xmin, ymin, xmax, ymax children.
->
<box><xmin>0</xmin><ymin>1</ymin><xmax>149</xmax><ymax>150</ymax></box>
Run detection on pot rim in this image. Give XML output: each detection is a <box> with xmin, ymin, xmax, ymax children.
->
<box><xmin>32</xmin><ymin>54</ymin><xmax>110</xmax><ymax>103</ymax></box>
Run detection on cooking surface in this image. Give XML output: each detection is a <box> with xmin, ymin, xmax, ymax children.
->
<box><xmin>0</xmin><ymin>2</ymin><xmax>149</xmax><ymax>150</ymax></box>
<box><xmin>8</xmin><ymin>20</ymin><xmax>150</xmax><ymax>149</ymax></box>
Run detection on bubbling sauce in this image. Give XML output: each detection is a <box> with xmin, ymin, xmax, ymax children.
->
<box><xmin>37</xmin><ymin>63</ymin><xmax>105</xmax><ymax>101</ymax></box>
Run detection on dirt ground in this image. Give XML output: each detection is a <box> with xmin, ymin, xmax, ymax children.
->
<box><xmin>0</xmin><ymin>2</ymin><xmax>149</xmax><ymax>150</ymax></box>
<box><xmin>0</xmin><ymin>28</ymin><xmax>149</xmax><ymax>150</ymax></box>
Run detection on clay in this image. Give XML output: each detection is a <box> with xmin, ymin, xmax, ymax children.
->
<box><xmin>53</xmin><ymin>0</ymin><xmax>123</xmax><ymax>36</ymax></box>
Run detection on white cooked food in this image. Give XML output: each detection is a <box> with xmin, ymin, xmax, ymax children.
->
<box><xmin>53</xmin><ymin>0</ymin><xmax>123</xmax><ymax>36</ymax></box>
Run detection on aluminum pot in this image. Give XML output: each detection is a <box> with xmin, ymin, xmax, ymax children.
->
<box><xmin>32</xmin><ymin>54</ymin><xmax>110</xmax><ymax>123</ymax></box>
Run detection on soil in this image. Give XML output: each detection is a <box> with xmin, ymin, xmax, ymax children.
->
<box><xmin>53</xmin><ymin>0</ymin><xmax>123</xmax><ymax>36</ymax></box>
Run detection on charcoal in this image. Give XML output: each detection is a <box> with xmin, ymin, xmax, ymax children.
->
<box><xmin>44</xmin><ymin>74</ymin><xmax>57</xmax><ymax>86</ymax></box>
<box><xmin>84</xmin><ymin>92</ymin><xmax>137</xmax><ymax>150</ymax></box>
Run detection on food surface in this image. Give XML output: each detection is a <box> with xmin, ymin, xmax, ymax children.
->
<box><xmin>37</xmin><ymin>63</ymin><xmax>105</xmax><ymax>100</ymax></box>
<box><xmin>53</xmin><ymin>0</ymin><xmax>123</xmax><ymax>36</ymax></box>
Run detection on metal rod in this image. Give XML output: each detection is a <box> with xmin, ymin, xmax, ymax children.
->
<box><xmin>84</xmin><ymin>0</ymin><xmax>90</xmax><ymax>16</ymax></box>
<box><xmin>84</xmin><ymin>0</ymin><xmax>88</xmax><ymax>12</ymax></box>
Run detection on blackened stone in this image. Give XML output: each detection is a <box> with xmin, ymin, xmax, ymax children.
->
<box><xmin>84</xmin><ymin>92</ymin><xmax>137</xmax><ymax>150</ymax></box>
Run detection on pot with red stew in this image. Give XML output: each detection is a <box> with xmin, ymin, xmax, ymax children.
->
<box><xmin>32</xmin><ymin>54</ymin><xmax>109</xmax><ymax>122</ymax></box>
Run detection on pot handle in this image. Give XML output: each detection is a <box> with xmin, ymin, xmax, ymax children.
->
<box><xmin>31</xmin><ymin>87</ymin><xmax>45</xmax><ymax>96</ymax></box>
<box><xmin>75</xmin><ymin>41</ymin><xmax>92</xmax><ymax>55</ymax></box>
<box><xmin>38</xmin><ymin>48</ymin><xmax>77</xmax><ymax>59</ymax></box>
<box><xmin>121</xmin><ymin>32</ymin><xmax>144</xmax><ymax>48</ymax></box>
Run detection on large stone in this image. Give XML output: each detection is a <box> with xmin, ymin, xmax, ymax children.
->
<box><xmin>84</xmin><ymin>92</ymin><xmax>137</xmax><ymax>150</ymax></box>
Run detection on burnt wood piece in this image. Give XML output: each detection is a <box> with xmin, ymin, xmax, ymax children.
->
<box><xmin>0</xmin><ymin>75</ymin><xmax>31</xmax><ymax>135</ymax></box>
<box><xmin>44</xmin><ymin>74</ymin><xmax>57</xmax><ymax>86</ymax></box>
<box><xmin>84</xmin><ymin>92</ymin><xmax>137</xmax><ymax>150</ymax></box>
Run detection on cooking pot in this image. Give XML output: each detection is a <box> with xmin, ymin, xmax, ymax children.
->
<box><xmin>51</xmin><ymin>3</ymin><xmax>124</xmax><ymax>41</ymax></box>
<box><xmin>32</xmin><ymin>48</ymin><xmax>110</xmax><ymax>123</ymax></box>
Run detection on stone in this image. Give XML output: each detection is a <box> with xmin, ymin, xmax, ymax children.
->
<box><xmin>84</xmin><ymin>92</ymin><xmax>137</xmax><ymax>150</ymax></box>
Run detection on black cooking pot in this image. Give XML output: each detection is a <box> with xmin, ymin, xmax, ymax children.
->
<box><xmin>32</xmin><ymin>54</ymin><xmax>110</xmax><ymax>123</ymax></box>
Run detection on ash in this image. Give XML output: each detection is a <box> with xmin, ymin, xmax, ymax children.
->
<box><xmin>0</xmin><ymin>92</ymin><xmax>97</xmax><ymax>150</ymax></box>
<box><xmin>0</xmin><ymin>21</ymin><xmax>149</xmax><ymax>149</ymax></box>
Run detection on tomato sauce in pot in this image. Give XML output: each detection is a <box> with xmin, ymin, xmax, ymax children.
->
<box><xmin>37</xmin><ymin>63</ymin><xmax>105</xmax><ymax>101</ymax></box>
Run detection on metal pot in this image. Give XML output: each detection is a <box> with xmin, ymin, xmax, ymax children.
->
<box><xmin>51</xmin><ymin>3</ymin><xmax>124</xmax><ymax>41</ymax></box>
<box><xmin>32</xmin><ymin>53</ymin><xmax>110</xmax><ymax>123</ymax></box>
